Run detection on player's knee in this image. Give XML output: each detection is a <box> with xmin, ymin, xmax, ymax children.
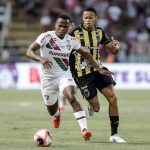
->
<box><xmin>93</xmin><ymin>105</ymin><xmax>100</xmax><ymax>112</ymax></box>
<box><xmin>66</xmin><ymin>93</ymin><xmax>76</xmax><ymax>104</ymax></box>
<box><xmin>109</xmin><ymin>94</ymin><xmax>117</xmax><ymax>105</ymax></box>
<box><xmin>90</xmin><ymin>102</ymin><xmax>100</xmax><ymax>112</ymax></box>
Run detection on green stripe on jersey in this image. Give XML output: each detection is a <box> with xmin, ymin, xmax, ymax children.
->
<box><xmin>46</xmin><ymin>43</ymin><xmax>53</xmax><ymax>49</ymax></box>
<box><xmin>54</xmin><ymin>57</ymin><xmax>68</xmax><ymax>71</ymax></box>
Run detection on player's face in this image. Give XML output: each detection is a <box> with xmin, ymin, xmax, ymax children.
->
<box><xmin>55</xmin><ymin>18</ymin><xmax>70</xmax><ymax>39</ymax></box>
<box><xmin>82</xmin><ymin>11</ymin><xmax>97</xmax><ymax>30</ymax></box>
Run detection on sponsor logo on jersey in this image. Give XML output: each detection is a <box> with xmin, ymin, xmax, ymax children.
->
<box><xmin>49</xmin><ymin>50</ymin><xmax>69</xmax><ymax>57</ymax></box>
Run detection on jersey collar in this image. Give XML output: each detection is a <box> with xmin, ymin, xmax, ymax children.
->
<box><xmin>80</xmin><ymin>24</ymin><xmax>96</xmax><ymax>32</ymax></box>
<box><xmin>54</xmin><ymin>31</ymin><xmax>67</xmax><ymax>41</ymax></box>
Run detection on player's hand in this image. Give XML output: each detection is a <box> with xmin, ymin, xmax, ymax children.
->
<box><xmin>111</xmin><ymin>37</ymin><xmax>120</xmax><ymax>53</ymax></box>
<box><xmin>98</xmin><ymin>68</ymin><xmax>113</xmax><ymax>76</ymax></box>
<box><xmin>39</xmin><ymin>57</ymin><xmax>53</xmax><ymax>69</ymax></box>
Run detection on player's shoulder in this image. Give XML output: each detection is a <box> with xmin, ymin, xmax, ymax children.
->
<box><xmin>96</xmin><ymin>26</ymin><xmax>104</xmax><ymax>32</ymax></box>
<box><xmin>69</xmin><ymin>24</ymin><xmax>82</xmax><ymax>35</ymax></box>
<box><xmin>95</xmin><ymin>27</ymin><xmax>106</xmax><ymax>35</ymax></box>
<box><xmin>45</xmin><ymin>31</ymin><xmax>54</xmax><ymax>36</ymax></box>
<box><xmin>36</xmin><ymin>31</ymin><xmax>53</xmax><ymax>44</ymax></box>
<box><xmin>66</xmin><ymin>34</ymin><xmax>77</xmax><ymax>41</ymax></box>
<box><xmin>38</xmin><ymin>31</ymin><xmax>53</xmax><ymax>38</ymax></box>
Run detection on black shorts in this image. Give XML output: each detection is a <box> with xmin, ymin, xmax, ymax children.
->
<box><xmin>77</xmin><ymin>67</ymin><xmax>116</xmax><ymax>101</ymax></box>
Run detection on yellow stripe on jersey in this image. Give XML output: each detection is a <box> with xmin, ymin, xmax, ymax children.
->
<box><xmin>91</xmin><ymin>31</ymin><xmax>99</xmax><ymax>71</ymax></box>
<box><xmin>74</xmin><ymin>30</ymin><xmax>82</xmax><ymax>77</ymax></box>
<box><xmin>91</xmin><ymin>32</ymin><xmax>97</xmax><ymax>62</ymax></box>
<box><xmin>82</xmin><ymin>28</ymin><xmax>91</xmax><ymax>75</ymax></box>
<box><xmin>98</xmin><ymin>29</ymin><xmax>103</xmax><ymax>41</ymax></box>
<box><xmin>82</xmin><ymin>28</ymin><xmax>90</xmax><ymax>48</ymax></box>
<box><xmin>74</xmin><ymin>30</ymin><xmax>80</xmax><ymax>41</ymax></box>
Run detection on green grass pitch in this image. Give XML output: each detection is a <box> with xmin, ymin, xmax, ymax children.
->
<box><xmin>0</xmin><ymin>89</ymin><xmax>150</xmax><ymax>150</ymax></box>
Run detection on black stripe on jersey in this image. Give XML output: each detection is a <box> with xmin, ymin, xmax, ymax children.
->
<box><xmin>78</xmin><ymin>27</ymin><xmax>85</xmax><ymax>46</ymax></box>
<box><xmin>95</xmin><ymin>28</ymin><xmax>100</xmax><ymax>61</ymax></box>
<box><xmin>88</xmin><ymin>31</ymin><xmax>94</xmax><ymax>72</ymax></box>
<box><xmin>96</xmin><ymin>27</ymin><xmax>101</xmax><ymax>44</ymax></box>
<box><xmin>97</xmin><ymin>27</ymin><xmax>110</xmax><ymax>45</ymax></box>
<box><xmin>88</xmin><ymin>31</ymin><xmax>93</xmax><ymax>54</ymax></box>
<box><xmin>78</xmin><ymin>27</ymin><xmax>86</xmax><ymax>76</ymax></box>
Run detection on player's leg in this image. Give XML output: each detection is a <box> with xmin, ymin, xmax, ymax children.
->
<box><xmin>46</xmin><ymin>99</ymin><xmax>59</xmax><ymax>116</ymax></box>
<box><xmin>59</xmin><ymin>74</ymin><xmax>92</xmax><ymax>141</ymax></box>
<box><xmin>78</xmin><ymin>73</ymin><xmax>100</xmax><ymax>116</ymax></box>
<box><xmin>63</xmin><ymin>85</ymin><xmax>92</xmax><ymax>141</ymax></box>
<box><xmin>42</xmin><ymin>92</ymin><xmax>61</xmax><ymax>128</ymax></box>
<box><xmin>41</xmin><ymin>77</ymin><xmax>61</xmax><ymax>128</ymax></box>
<box><xmin>101</xmin><ymin>85</ymin><xmax>119</xmax><ymax>135</ymax></box>
<box><xmin>101</xmin><ymin>85</ymin><xmax>126</xmax><ymax>143</ymax></box>
<box><xmin>96</xmin><ymin>69</ymin><xmax>119</xmax><ymax>135</ymax></box>
<box><xmin>58</xmin><ymin>93</ymin><xmax>67</xmax><ymax>113</ymax></box>
<box><xmin>95</xmin><ymin>68</ymin><xmax>126</xmax><ymax>143</ymax></box>
<box><xmin>88</xmin><ymin>96</ymin><xmax>99</xmax><ymax>113</ymax></box>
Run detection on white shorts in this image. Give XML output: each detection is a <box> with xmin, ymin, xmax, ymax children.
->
<box><xmin>41</xmin><ymin>71</ymin><xmax>76</xmax><ymax>106</ymax></box>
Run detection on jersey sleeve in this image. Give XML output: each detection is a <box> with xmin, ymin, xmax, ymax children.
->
<box><xmin>71</xmin><ymin>37</ymin><xmax>81</xmax><ymax>50</ymax></box>
<box><xmin>100</xmin><ymin>29</ymin><xmax>110</xmax><ymax>45</ymax></box>
<box><xmin>68</xmin><ymin>25</ymin><xmax>80</xmax><ymax>37</ymax></box>
<box><xmin>35</xmin><ymin>32</ymin><xmax>47</xmax><ymax>46</ymax></box>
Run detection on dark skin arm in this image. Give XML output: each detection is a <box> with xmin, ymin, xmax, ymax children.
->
<box><xmin>26</xmin><ymin>42</ymin><xmax>52</xmax><ymax>69</ymax></box>
<box><xmin>105</xmin><ymin>37</ymin><xmax>120</xmax><ymax>55</ymax></box>
<box><xmin>77</xmin><ymin>47</ymin><xmax>113</xmax><ymax>76</ymax></box>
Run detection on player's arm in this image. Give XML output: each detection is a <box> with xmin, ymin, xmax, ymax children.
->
<box><xmin>26</xmin><ymin>42</ymin><xmax>42</xmax><ymax>61</ymax></box>
<box><xmin>99</xmin><ymin>28</ymin><xmax>119</xmax><ymax>55</ymax></box>
<box><xmin>26</xmin><ymin>42</ymin><xmax>52</xmax><ymax>69</ymax></box>
<box><xmin>104</xmin><ymin>37</ymin><xmax>120</xmax><ymax>55</ymax></box>
<box><xmin>77</xmin><ymin>47</ymin><xmax>113</xmax><ymax>76</ymax></box>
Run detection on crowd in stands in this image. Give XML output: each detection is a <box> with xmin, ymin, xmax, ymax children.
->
<box><xmin>0</xmin><ymin>0</ymin><xmax>8</xmax><ymax>46</ymax></box>
<box><xmin>0</xmin><ymin>0</ymin><xmax>150</xmax><ymax>63</ymax></box>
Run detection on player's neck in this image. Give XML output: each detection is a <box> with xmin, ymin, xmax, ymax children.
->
<box><xmin>55</xmin><ymin>32</ymin><xmax>65</xmax><ymax>40</ymax></box>
<box><xmin>82</xmin><ymin>24</ymin><xmax>95</xmax><ymax>31</ymax></box>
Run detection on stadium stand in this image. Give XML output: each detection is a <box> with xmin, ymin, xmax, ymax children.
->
<box><xmin>0</xmin><ymin>0</ymin><xmax>11</xmax><ymax>47</ymax></box>
<box><xmin>0</xmin><ymin>0</ymin><xmax>150</xmax><ymax>63</ymax></box>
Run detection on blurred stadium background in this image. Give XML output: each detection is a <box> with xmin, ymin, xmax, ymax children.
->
<box><xmin>0</xmin><ymin>0</ymin><xmax>150</xmax><ymax>89</ymax></box>
<box><xmin>0</xmin><ymin>0</ymin><xmax>150</xmax><ymax>150</ymax></box>
<box><xmin>0</xmin><ymin>0</ymin><xmax>150</xmax><ymax>63</ymax></box>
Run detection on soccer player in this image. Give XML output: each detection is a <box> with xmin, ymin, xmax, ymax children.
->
<box><xmin>26</xmin><ymin>14</ymin><xmax>112</xmax><ymax>141</ymax></box>
<box><xmin>69</xmin><ymin>7</ymin><xmax>126</xmax><ymax>143</ymax></box>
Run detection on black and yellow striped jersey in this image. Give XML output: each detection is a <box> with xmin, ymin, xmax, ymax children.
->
<box><xmin>69</xmin><ymin>24</ymin><xmax>110</xmax><ymax>77</ymax></box>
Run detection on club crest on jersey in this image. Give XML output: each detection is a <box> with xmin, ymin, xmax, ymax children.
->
<box><xmin>66</xmin><ymin>44</ymin><xmax>71</xmax><ymax>51</ymax></box>
<box><xmin>44</xmin><ymin>95</ymin><xmax>49</xmax><ymax>100</ymax></box>
<box><xmin>66</xmin><ymin>39</ymin><xmax>71</xmax><ymax>51</ymax></box>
